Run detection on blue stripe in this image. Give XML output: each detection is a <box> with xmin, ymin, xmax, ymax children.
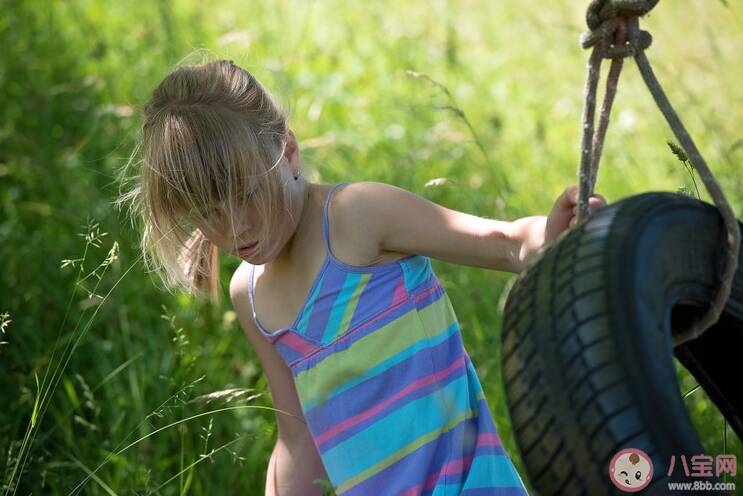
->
<box><xmin>460</xmin><ymin>454</ymin><xmax>527</xmax><ymax>490</ymax></box>
<box><xmin>291</xmin><ymin>288</ymin><xmax>446</xmax><ymax>375</ymax></box>
<box><xmin>401</xmin><ymin>256</ymin><xmax>432</xmax><ymax>294</ymax></box>
<box><xmin>321</xmin><ymin>272</ymin><xmax>364</xmax><ymax>343</ymax></box>
<box><xmin>433</xmin><ymin>487</ymin><xmax>528</xmax><ymax>496</ymax></box>
<box><xmin>323</xmin><ymin>372</ymin><xmax>471</xmax><ymax>484</ymax></box>
<box><xmin>346</xmin><ymin>269</ymin><xmax>402</xmax><ymax>331</ymax></box>
<box><xmin>318</xmin><ymin>359</ymin><xmax>468</xmax><ymax>453</ymax></box>
<box><xmin>304</xmin><ymin>328</ymin><xmax>464</xmax><ymax>433</ymax></box>
<box><xmin>302</xmin><ymin>322</ymin><xmax>459</xmax><ymax>412</ymax></box>
<box><xmin>295</xmin><ymin>270</ymin><xmax>327</xmax><ymax>334</ymax></box>
<box><xmin>275</xmin><ymin>341</ymin><xmax>303</xmax><ymax>364</ymax></box>
<box><xmin>342</xmin><ymin>415</ymin><xmax>502</xmax><ymax>495</ymax></box>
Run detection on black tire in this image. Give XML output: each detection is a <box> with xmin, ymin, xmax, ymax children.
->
<box><xmin>500</xmin><ymin>191</ymin><xmax>743</xmax><ymax>496</ymax></box>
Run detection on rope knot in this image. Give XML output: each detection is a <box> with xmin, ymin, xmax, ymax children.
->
<box><xmin>586</xmin><ymin>0</ymin><xmax>659</xmax><ymax>30</ymax></box>
<box><xmin>580</xmin><ymin>0</ymin><xmax>657</xmax><ymax>59</ymax></box>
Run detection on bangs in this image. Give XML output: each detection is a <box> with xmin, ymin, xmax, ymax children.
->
<box><xmin>119</xmin><ymin>57</ymin><xmax>292</xmax><ymax>299</ymax></box>
<box><xmin>142</xmin><ymin>103</ymin><xmax>287</xmax><ymax>241</ymax></box>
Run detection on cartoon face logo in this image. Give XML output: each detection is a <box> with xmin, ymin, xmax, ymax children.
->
<box><xmin>609</xmin><ymin>448</ymin><xmax>653</xmax><ymax>492</ymax></box>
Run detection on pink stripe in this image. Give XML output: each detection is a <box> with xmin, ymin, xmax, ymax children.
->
<box><xmin>477</xmin><ymin>432</ymin><xmax>503</xmax><ymax>448</ymax></box>
<box><xmin>332</xmin><ymin>282</ymin><xmax>440</xmax><ymax>347</ymax></box>
<box><xmin>398</xmin><ymin>432</ymin><xmax>503</xmax><ymax>494</ymax></box>
<box><xmin>437</xmin><ymin>456</ymin><xmax>474</xmax><ymax>478</ymax></box>
<box><xmin>400</xmin><ymin>455</ymin><xmax>475</xmax><ymax>496</ymax></box>
<box><xmin>392</xmin><ymin>277</ymin><xmax>408</xmax><ymax>305</ymax></box>
<box><xmin>411</xmin><ymin>281</ymin><xmax>440</xmax><ymax>303</ymax></box>
<box><xmin>400</xmin><ymin>484</ymin><xmax>420</xmax><ymax>496</ymax></box>
<box><xmin>315</xmin><ymin>356</ymin><xmax>466</xmax><ymax>446</ymax></box>
<box><xmin>277</xmin><ymin>331</ymin><xmax>318</xmax><ymax>355</ymax></box>
<box><xmin>292</xmin><ymin>282</ymin><xmax>442</xmax><ymax>367</ymax></box>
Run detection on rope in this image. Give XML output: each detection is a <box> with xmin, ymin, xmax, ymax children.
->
<box><xmin>574</xmin><ymin>0</ymin><xmax>740</xmax><ymax>347</ymax></box>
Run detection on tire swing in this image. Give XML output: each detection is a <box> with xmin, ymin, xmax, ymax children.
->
<box><xmin>500</xmin><ymin>1</ymin><xmax>742</xmax><ymax>494</ymax></box>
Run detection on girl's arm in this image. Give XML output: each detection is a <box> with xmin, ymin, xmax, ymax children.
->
<box><xmin>230</xmin><ymin>264</ymin><xmax>329</xmax><ymax>495</ymax></box>
<box><xmin>331</xmin><ymin>182</ymin><xmax>606</xmax><ymax>274</ymax></box>
<box><xmin>266</xmin><ymin>429</ymin><xmax>329</xmax><ymax>496</ymax></box>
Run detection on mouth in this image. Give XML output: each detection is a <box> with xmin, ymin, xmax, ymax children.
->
<box><xmin>237</xmin><ymin>241</ymin><xmax>258</xmax><ymax>257</ymax></box>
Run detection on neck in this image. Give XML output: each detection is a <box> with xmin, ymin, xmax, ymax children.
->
<box><xmin>267</xmin><ymin>181</ymin><xmax>315</xmax><ymax>270</ymax></box>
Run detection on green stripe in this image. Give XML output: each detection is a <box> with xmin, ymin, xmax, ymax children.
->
<box><xmin>417</xmin><ymin>290</ymin><xmax>457</xmax><ymax>334</ymax></box>
<box><xmin>295</xmin><ymin>295</ymin><xmax>456</xmax><ymax>406</ymax></box>
<box><xmin>332</xmin><ymin>273</ymin><xmax>372</xmax><ymax>341</ymax></box>
<box><xmin>336</xmin><ymin>407</ymin><xmax>478</xmax><ymax>493</ymax></box>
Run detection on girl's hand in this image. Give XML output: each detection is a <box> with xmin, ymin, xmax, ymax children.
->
<box><xmin>511</xmin><ymin>185</ymin><xmax>608</xmax><ymax>272</ymax></box>
<box><xmin>545</xmin><ymin>184</ymin><xmax>608</xmax><ymax>247</ymax></box>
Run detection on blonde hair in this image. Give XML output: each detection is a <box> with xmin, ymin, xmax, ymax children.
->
<box><xmin>116</xmin><ymin>57</ymin><xmax>291</xmax><ymax>302</ymax></box>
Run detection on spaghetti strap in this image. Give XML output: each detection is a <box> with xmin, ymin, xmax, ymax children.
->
<box><xmin>247</xmin><ymin>182</ymin><xmax>348</xmax><ymax>340</ymax></box>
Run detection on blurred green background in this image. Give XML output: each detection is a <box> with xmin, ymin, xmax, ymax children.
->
<box><xmin>1</xmin><ymin>0</ymin><xmax>742</xmax><ymax>494</ymax></box>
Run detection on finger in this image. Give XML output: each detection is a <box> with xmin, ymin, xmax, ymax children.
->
<box><xmin>558</xmin><ymin>184</ymin><xmax>579</xmax><ymax>210</ymax></box>
<box><xmin>590</xmin><ymin>194</ymin><xmax>607</xmax><ymax>205</ymax></box>
<box><xmin>567</xmin><ymin>187</ymin><xmax>598</xmax><ymax>208</ymax></box>
<box><xmin>589</xmin><ymin>196</ymin><xmax>607</xmax><ymax>210</ymax></box>
<box><xmin>568</xmin><ymin>184</ymin><xmax>579</xmax><ymax>202</ymax></box>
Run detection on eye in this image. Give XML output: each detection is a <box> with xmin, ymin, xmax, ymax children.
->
<box><xmin>620</xmin><ymin>471</ymin><xmax>628</xmax><ymax>476</ymax></box>
<box><xmin>635</xmin><ymin>471</ymin><xmax>641</xmax><ymax>480</ymax></box>
<box><xmin>206</xmin><ymin>206</ymin><xmax>224</xmax><ymax>219</ymax></box>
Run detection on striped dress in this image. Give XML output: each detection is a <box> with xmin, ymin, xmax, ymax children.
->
<box><xmin>248</xmin><ymin>182</ymin><xmax>529</xmax><ymax>495</ymax></box>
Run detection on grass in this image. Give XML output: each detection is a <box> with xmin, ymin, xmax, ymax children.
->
<box><xmin>1</xmin><ymin>0</ymin><xmax>741</xmax><ymax>494</ymax></box>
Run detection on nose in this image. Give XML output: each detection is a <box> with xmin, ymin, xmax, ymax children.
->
<box><xmin>233</xmin><ymin>227</ymin><xmax>257</xmax><ymax>247</ymax></box>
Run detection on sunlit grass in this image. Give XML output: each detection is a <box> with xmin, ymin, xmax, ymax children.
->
<box><xmin>1</xmin><ymin>0</ymin><xmax>741</xmax><ymax>494</ymax></box>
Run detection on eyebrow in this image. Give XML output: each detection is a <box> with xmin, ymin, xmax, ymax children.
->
<box><xmin>216</xmin><ymin>189</ymin><xmax>255</xmax><ymax>207</ymax></box>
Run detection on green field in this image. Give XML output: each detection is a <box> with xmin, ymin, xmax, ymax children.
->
<box><xmin>2</xmin><ymin>0</ymin><xmax>742</xmax><ymax>494</ymax></box>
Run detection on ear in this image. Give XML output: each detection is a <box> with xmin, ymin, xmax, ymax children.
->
<box><xmin>284</xmin><ymin>129</ymin><xmax>298</xmax><ymax>158</ymax></box>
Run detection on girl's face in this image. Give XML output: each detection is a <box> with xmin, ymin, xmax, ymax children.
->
<box><xmin>195</xmin><ymin>201</ymin><xmax>267</xmax><ymax>261</ymax></box>
<box><xmin>194</xmin><ymin>129</ymin><xmax>307</xmax><ymax>265</ymax></box>
<box><xmin>194</xmin><ymin>181</ymin><xmax>310</xmax><ymax>265</ymax></box>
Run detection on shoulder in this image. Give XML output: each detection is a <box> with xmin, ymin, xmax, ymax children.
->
<box><xmin>327</xmin><ymin>181</ymin><xmax>402</xmax><ymax>261</ymax></box>
<box><xmin>229</xmin><ymin>261</ymin><xmax>251</xmax><ymax>306</ymax></box>
<box><xmin>331</xmin><ymin>180</ymin><xmax>418</xmax><ymax>233</ymax></box>
<box><xmin>332</xmin><ymin>180</ymin><xmax>400</xmax><ymax>202</ymax></box>
<box><xmin>329</xmin><ymin>180</ymin><xmax>402</xmax><ymax>231</ymax></box>
<box><xmin>332</xmin><ymin>181</ymin><xmax>413</xmax><ymax>213</ymax></box>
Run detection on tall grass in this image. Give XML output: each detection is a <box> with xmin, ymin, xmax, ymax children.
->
<box><xmin>1</xmin><ymin>0</ymin><xmax>741</xmax><ymax>493</ymax></box>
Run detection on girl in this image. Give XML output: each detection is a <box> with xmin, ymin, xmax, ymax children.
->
<box><xmin>120</xmin><ymin>58</ymin><xmax>607</xmax><ymax>495</ymax></box>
